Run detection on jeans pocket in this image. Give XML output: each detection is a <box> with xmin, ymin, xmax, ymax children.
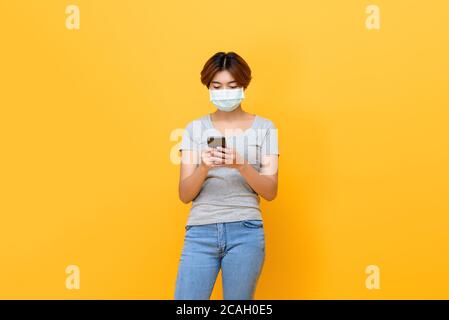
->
<box><xmin>242</xmin><ymin>219</ymin><xmax>264</xmax><ymax>228</ymax></box>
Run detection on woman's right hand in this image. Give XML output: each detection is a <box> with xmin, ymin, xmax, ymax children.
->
<box><xmin>200</xmin><ymin>147</ymin><xmax>224</xmax><ymax>171</ymax></box>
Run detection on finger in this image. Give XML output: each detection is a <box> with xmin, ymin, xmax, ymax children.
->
<box><xmin>212</xmin><ymin>147</ymin><xmax>226</xmax><ymax>154</ymax></box>
<box><xmin>211</xmin><ymin>162</ymin><xmax>224</xmax><ymax>167</ymax></box>
<box><xmin>212</xmin><ymin>150</ymin><xmax>226</xmax><ymax>158</ymax></box>
<box><xmin>210</xmin><ymin>156</ymin><xmax>225</xmax><ymax>163</ymax></box>
<box><xmin>223</xmin><ymin>155</ymin><xmax>234</xmax><ymax>164</ymax></box>
<box><xmin>217</xmin><ymin>146</ymin><xmax>229</xmax><ymax>153</ymax></box>
<box><xmin>220</xmin><ymin>153</ymin><xmax>232</xmax><ymax>161</ymax></box>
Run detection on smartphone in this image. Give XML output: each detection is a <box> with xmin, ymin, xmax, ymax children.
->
<box><xmin>207</xmin><ymin>136</ymin><xmax>226</xmax><ymax>149</ymax></box>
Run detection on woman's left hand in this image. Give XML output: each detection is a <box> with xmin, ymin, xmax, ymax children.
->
<box><xmin>211</xmin><ymin>146</ymin><xmax>246</xmax><ymax>170</ymax></box>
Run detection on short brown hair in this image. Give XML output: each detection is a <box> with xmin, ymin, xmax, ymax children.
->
<box><xmin>200</xmin><ymin>52</ymin><xmax>252</xmax><ymax>89</ymax></box>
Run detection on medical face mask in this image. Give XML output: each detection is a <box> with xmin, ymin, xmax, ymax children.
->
<box><xmin>209</xmin><ymin>87</ymin><xmax>245</xmax><ymax>112</ymax></box>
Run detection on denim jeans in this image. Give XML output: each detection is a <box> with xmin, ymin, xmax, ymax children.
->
<box><xmin>174</xmin><ymin>219</ymin><xmax>266</xmax><ymax>300</ymax></box>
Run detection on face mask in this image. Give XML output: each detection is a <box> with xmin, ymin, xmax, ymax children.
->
<box><xmin>209</xmin><ymin>87</ymin><xmax>245</xmax><ymax>112</ymax></box>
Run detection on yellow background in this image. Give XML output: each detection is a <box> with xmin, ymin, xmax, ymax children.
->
<box><xmin>1</xmin><ymin>0</ymin><xmax>448</xmax><ymax>299</ymax></box>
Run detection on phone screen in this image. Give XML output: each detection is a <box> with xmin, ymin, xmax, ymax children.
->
<box><xmin>207</xmin><ymin>136</ymin><xmax>226</xmax><ymax>148</ymax></box>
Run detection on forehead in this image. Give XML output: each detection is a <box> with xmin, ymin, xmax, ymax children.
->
<box><xmin>211</xmin><ymin>70</ymin><xmax>236</xmax><ymax>83</ymax></box>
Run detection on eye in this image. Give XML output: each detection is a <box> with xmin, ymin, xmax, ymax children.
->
<box><xmin>229</xmin><ymin>86</ymin><xmax>238</xmax><ymax>89</ymax></box>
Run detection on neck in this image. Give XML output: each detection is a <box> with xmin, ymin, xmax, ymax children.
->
<box><xmin>212</xmin><ymin>106</ymin><xmax>245</xmax><ymax>121</ymax></box>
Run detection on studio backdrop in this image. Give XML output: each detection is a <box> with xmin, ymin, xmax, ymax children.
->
<box><xmin>0</xmin><ymin>0</ymin><xmax>448</xmax><ymax>299</ymax></box>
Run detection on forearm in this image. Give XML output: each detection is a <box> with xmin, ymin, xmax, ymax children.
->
<box><xmin>179</xmin><ymin>164</ymin><xmax>209</xmax><ymax>203</ymax></box>
<box><xmin>238</xmin><ymin>163</ymin><xmax>278</xmax><ymax>201</ymax></box>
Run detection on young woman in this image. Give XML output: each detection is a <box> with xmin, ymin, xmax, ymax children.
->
<box><xmin>175</xmin><ymin>51</ymin><xmax>280</xmax><ymax>300</ymax></box>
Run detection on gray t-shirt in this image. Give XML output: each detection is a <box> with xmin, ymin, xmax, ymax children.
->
<box><xmin>179</xmin><ymin>113</ymin><xmax>279</xmax><ymax>226</ymax></box>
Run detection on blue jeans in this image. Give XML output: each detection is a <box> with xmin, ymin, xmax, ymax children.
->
<box><xmin>174</xmin><ymin>219</ymin><xmax>266</xmax><ymax>300</ymax></box>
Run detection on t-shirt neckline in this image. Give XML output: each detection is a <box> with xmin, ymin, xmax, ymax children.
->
<box><xmin>208</xmin><ymin>113</ymin><xmax>258</xmax><ymax>137</ymax></box>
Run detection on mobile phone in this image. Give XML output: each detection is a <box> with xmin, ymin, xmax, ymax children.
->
<box><xmin>207</xmin><ymin>136</ymin><xmax>226</xmax><ymax>149</ymax></box>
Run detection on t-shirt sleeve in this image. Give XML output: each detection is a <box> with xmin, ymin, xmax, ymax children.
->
<box><xmin>179</xmin><ymin>121</ymin><xmax>199</xmax><ymax>152</ymax></box>
<box><xmin>261</xmin><ymin>120</ymin><xmax>280</xmax><ymax>156</ymax></box>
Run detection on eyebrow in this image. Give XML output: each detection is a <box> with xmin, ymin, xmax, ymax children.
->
<box><xmin>211</xmin><ymin>80</ymin><xmax>237</xmax><ymax>84</ymax></box>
